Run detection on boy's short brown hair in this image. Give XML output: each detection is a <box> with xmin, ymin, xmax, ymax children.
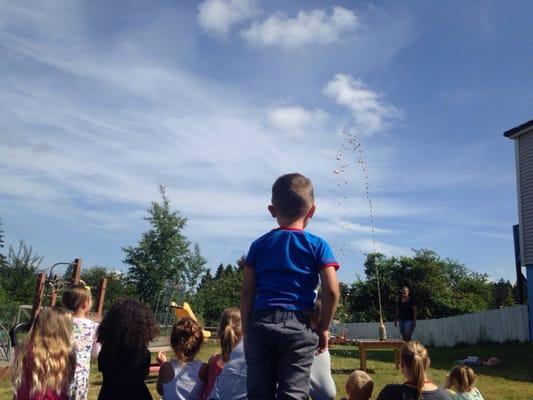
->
<box><xmin>62</xmin><ymin>284</ymin><xmax>91</xmax><ymax>312</ymax></box>
<box><xmin>272</xmin><ymin>173</ymin><xmax>314</xmax><ymax>219</ymax></box>
<box><xmin>346</xmin><ymin>370</ymin><xmax>374</xmax><ymax>400</ymax></box>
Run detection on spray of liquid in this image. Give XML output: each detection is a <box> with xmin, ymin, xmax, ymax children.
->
<box><xmin>334</xmin><ymin>131</ymin><xmax>385</xmax><ymax>334</ymax></box>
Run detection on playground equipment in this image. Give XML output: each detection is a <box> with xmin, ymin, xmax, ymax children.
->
<box><xmin>3</xmin><ymin>259</ymin><xmax>107</xmax><ymax>366</ymax></box>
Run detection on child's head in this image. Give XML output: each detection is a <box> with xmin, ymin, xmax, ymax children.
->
<box><xmin>270</xmin><ymin>173</ymin><xmax>315</xmax><ymax>223</ymax></box>
<box><xmin>62</xmin><ymin>284</ymin><xmax>92</xmax><ymax>314</ymax></box>
<box><xmin>217</xmin><ymin>307</ymin><xmax>242</xmax><ymax>362</ymax></box>
<box><xmin>346</xmin><ymin>370</ymin><xmax>373</xmax><ymax>400</ymax></box>
<box><xmin>448</xmin><ymin>365</ymin><xmax>476</xmax><ymax>392</ymax></box>
<box><xmin>170</xmin><ymin>317</ymin><xmax>204</xmax><ymax>362</ymax></box>
<box><xmin>97</xmin><ymin>299</ymin><xmax>158</xmax><ymax>355</ymax></box>
<box><xmin>400</xmin><ymin>341</ymin><xmax>430</xmax><ymax>395</ymax></box>
<box><xmin>13</xmin><ymin>307</ymin><xmax>75</xmax><ymax>396</ymax></box>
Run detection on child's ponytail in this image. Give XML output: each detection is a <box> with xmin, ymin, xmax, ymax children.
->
<box><xmin>449</xmin><ymin>365</ymin><xmax>476</xmax><ymax>392</ymax></box>
<box><xmin>217</xmin><ymin>308</ymin><xmax>242</xmax><ymax>362</ymax></box>
<box><xmin>401</xmin><ymin>341</ymin><xmax>430</xmax><ymax>399</ymax></box>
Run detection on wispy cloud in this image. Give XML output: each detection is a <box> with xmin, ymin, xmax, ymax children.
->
<box><xmin>323</xmin><ymin>74</ymin><xmax>401</xmax><ymax>134</ymax></box>
<box><xmin>197</xmin><ymin>0</ymin><xmax>257</xmax><ymax>36</ymax></box>
<box><xmin>267</xmin><ymin>105</ymin><xmax>327</xmax><ymax>136</ymax></box>
<box><xmin>242</xmin><ymin>6</ymin><xmax>358</xmax><ymax>49</ymax></box>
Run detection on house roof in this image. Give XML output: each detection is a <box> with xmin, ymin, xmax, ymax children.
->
<box><xmin>504</xmin><ymin>119</ymin><xmax>533</xmax><ymax>138</ymax></box>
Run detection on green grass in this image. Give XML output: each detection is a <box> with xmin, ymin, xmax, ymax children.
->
<box><xmin>1</xmin><ymin>342</ymin><xmax>532</xmax><ymax>400</ymax></box>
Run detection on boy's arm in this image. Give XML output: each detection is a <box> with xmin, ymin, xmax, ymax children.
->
<box><xmin>317</xmin><ymin>266</ymin><xmax>339</xmax><ymax>354</ymax></box>
<box><xmin>240</xmin><ymin>265</ymin><xmax>256</xmax><ymax>336</ymax></box>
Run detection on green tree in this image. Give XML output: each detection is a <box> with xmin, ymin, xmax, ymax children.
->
<box><xmin>492</xmin><ymin>279</ymin><xmax>515</xmax><ymax>307</ymax></box>
<box><xmin>123</xmin><ymin>186</ymin><xmax>207</xmax><ymax>305</ymax></box>
<box><xmin>190</xmin><ymin>262</ymin><xmax>243</xmax><ymax>326</ymax></box>
<box><xmin>80</xmin><ymin>266</ymin><xmax>136</xmax><ymax>311</ymax></box>
<box><xmin>341</xmin><ymin>249</ymin><xmax>494</xmax><ymax>322</ymax></box>
<box><xmin>0</xmin><ymin>241</ymin><xmax>43</xmax><ymax>303</ymax></box>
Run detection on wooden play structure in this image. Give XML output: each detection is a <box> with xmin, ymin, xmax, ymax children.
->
<box><xmin>2</xmin><ymin>258</ymin><xmax>107</xmax><ymax>370</ymax></box>
<box><xmin>27</xmin><ymin>258</ymin><xmax>107</xmax><ymax>322</ymax></box>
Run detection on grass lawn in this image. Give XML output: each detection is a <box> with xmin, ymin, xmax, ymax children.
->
<box><xmin>1</xmin><ymin>342</ymin><xmax>532</xmax><ymax>400</ymax></box>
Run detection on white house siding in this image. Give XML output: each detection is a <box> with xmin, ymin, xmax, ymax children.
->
<box><xmin>333</xmin><ymin>304</ymin><xmax>529</xmax><ymax>347</ymax></box>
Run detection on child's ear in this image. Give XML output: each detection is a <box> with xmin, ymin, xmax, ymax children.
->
<box><xmin>306</xmin><ymin>204</ymin><xmax>316</xmax><ymax>219</ymax></box>
<box><xmin>268</xmin><ymin>205</ymin><xmax>276</xmax><ymax>218</ymax></box>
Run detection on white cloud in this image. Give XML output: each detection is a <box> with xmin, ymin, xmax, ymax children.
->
<box><xmin>267</xmin><ymin>105</ymin><xmax>327</xmax><ymax>135</ymax></box>
<box><xmin>353</xmin><ymin>239</ymin><xmax>411</xmax><ymax>257</ymax></box>
<box><xmin>242</xmin><ymin>6</ymin><xmax>358</xmax><ymax>49</ymax></box>
<box><xmin>197</xmin><ymin>0</ymin><xmax>256</xmax><ymax>35</ymax></box>
<box><xmin>323</xmin><ymin>74</ymin><xmax>401</xmax><ymax>134</ymax></box>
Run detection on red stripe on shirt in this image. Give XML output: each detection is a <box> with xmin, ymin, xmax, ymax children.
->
<box><xmin>319</xmin><ymin>262</ymin><xmax>339</xmax><ymax>271</ymax></box>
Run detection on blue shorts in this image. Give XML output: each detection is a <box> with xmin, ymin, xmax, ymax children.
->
<box><xmin>399</xmin><ymin>320</ymin><xmax>415</xmax><ymax>338</ymax></box>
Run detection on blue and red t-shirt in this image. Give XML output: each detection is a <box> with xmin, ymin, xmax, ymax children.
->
<box><xmin>245</xmin><ymin>228</ymin><xmax>339</xmax><ymax>312</ymax></box>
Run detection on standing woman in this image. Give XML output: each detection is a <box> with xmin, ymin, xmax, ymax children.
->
<box><xmin>394</xmin><ymin>287</ymin><xmax>417</xmax><ymax>341</ymax></box>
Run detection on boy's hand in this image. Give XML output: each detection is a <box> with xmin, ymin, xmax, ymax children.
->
<box><xmin>157</xmin><ymin>351</ymin><xmax>167</xmax><ymax>365</ymax></box>
<box><xmin>315</xmin><ymin>329</ymin><xmax>330</xmax><ymax>355</ymax></box>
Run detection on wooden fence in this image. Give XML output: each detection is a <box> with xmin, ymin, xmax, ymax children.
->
<box><xmin>333</xmin><ymin>304</ymin><xmax>530</xmax><ymax>347</ymax></box>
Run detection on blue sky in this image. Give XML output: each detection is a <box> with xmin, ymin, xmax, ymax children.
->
<box><xmin>1</xmin><ymin>0</ymin><xmax>532</xmax><ymax>284</ymax></box>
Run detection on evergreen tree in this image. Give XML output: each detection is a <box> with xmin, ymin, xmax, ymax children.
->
<box><xmin>123</xmin><ymin>186</ymin><xmax>207</xmax><ymax>305</ymax></box>
<box><xmin>0</xmin><ymin>241</ymin><xmax>43</xmax><ymax>303</ymax></box>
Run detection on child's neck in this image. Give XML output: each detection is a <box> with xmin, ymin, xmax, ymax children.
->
<box><xmin>277</xmin><ymin>217</ymin><xmax>308</xmax><ymax>230</ymax></box>
<box><xmin>73</xmin><ymin>309</ymin><xmax>87</xmax><ymax>318</ymax></box>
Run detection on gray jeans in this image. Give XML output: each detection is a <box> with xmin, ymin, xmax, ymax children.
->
<box><xmin>244</xmin><ymin>309</ymin><xmax>318</xmax><ymax>400</ymax></box>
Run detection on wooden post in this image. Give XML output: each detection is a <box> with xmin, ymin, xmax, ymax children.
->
<box><xmin>50</xmin><ymin>288</ymin><xmax>58</xmax><ymax>307</ymax></box>
<box><xmin>71</xmin><ymin>258</ymin><xmax>82</xmax><ymax>285</ymax></box>
<box><xmin>31</xmin><ymin>273</ymin><xmax>46</xmax><ymax>321</ymax></box>
<box><xmin>95</xmin><ymin>278</ymin><xmax>107</xmax><ymax>320</ymax></box>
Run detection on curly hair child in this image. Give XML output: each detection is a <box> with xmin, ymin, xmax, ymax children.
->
<box><xmin>97</xmin><ymin>299</ymin><xmax>159</xmax><ymax>400</ymax></box>
<box><xmin>12</xmin><ymin>307</ymin><xmax>76</xmax><ymax>400</ymax></box>
<box><xmin>201</xmin><ymin>308</ymin><xmax>242</xmax><ymax>400</ymax></box>
<box><xmin>157</xmin><ymin>317</ymin><xmax>208</xmax><ymax>400</ymax></box>
<box><xmin>62</xmin><ymin>284</ymin><xmax>100</xmax><ymax>400</ymax></box>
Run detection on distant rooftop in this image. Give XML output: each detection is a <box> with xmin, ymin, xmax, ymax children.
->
<box><xmin>504</xmin><ymin>119</ymin><xmax>533</xmax><ymax>138</ymax></box>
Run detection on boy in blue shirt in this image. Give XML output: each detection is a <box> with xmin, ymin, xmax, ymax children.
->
<box><xmin>241</xmin><ymin>173</ymin><xmax>340</xmax><ymax>400</ymax></box>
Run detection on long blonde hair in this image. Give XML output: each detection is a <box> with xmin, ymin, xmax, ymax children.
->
<box><xmin>400</xmin><ymin>341</ymin><xmax>430</xmax><ymax>398</ymax></box>
<box><xmin>13</xmin><ymin>307</ymin><xmax>75</xmax><ymax>397</ymax></box>
<box><xmin>217</xmin><ymin>308</ymin><xmax>242</xmax><ymax>362</ymax></box>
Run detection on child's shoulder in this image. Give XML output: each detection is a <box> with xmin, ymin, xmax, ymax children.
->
<box><xmin>73</xmin><ymin>317</ymin><xmax>98</xmax><ymax>329</ymax></box>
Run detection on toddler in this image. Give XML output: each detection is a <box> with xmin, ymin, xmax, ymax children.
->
<box><xmin>62</xmin><ymin>284</ymin><xmax>100</xmax><ymax>400</ymax></box>
<box><xmin>342</xmin><ymin>370</ymin><xmax>374</xmax><ymax>400</ymax></box>
<box><xmin>201</xmin><ymin>308</ymin><xmax>242</xmax><ymax>400</ymax></box>
<box><xmin>157</xmin><ymin>317</ymin><xmax>208</xmax><ymax>400</ymax></box>
<box><xmin>445</xmin><ymin>365</ymin><xmax>484</xmax><ymax>400</ymax></box>
<box><xmin>241</xmin><ymin>173</ymin><xmax>340</xmax><ymax>399</ymax></box>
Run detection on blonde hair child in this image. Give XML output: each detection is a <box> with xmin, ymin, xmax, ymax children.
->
<box><xmin>62</xmin><ymin>284</ymin><xmax>100</xmax><ymax>400</ymax></box>
<box><xmin>343</xmin><ymin>370</ymin><xmax>374</xmax><ymax>400</ymax></box>
<box><xmin>376</xmin><ymin>341</ymin><xmax>450</xmax><ymax>399</ymax></box>
<box><xmin>445</xmin><ymin>366</ymin><xmax>485</xmax><ymax>400</ymax></box>
<box><xmin>12</xmin><ymin>307</ymin><xmax>75</xmax><ymax>400</ymax></box>
<box><xmin>201</xmin><ymin>308</ymin><xmax>242</xmax><ymax>400</ymax></box>
<box><xmin>157</xmin><ymin>317</ymin><xmax>208</xmax><ymax>400</ymax></box>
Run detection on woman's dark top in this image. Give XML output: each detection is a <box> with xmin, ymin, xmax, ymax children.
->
<box><xmin>97</xmin><ymin>346</ymin><xmax>153</xmax><ymax>400</ymax></box>
<box><xmin>377</xmin><ymin>384</ymin><xmax>451</xmax><ymax>400</ymax></box>
<box><xmin>398</xmin><ymin>297</ymin><xmax>416</xmax><ymax>320</ymax></box>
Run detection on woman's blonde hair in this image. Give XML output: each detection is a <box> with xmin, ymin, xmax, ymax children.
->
<box><xmin>12</xmin><ymin>307</ymin><xmax>75</xmax><ymax>397</ymax></box>
<box><xmin>449</xmin><ymin>365</ymin><xmax>476</xmax><ymax>392</ymax></box>
<box><xmin>217</xmin><ymin>308</ymin><xmax>242</xmax><ymax>363</ymax></box>
<box><xmin>401</xmin><ymin>341</ymin><xmax>430</xmax><ymax>398</ymax></box>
